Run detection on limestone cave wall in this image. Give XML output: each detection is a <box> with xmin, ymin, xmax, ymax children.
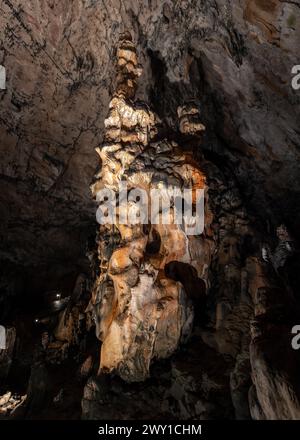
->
<box><xmin>0</xmin><ymin>0</ymin><xmax>300</xmax><ymax>420</ymax></box>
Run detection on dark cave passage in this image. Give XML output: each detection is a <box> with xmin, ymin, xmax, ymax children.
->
<box><xmin>164</xmin><ymin>261</ymin><xmax>207</xmax><ymax>324</ymax></box>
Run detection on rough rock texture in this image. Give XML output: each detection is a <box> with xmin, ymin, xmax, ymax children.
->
<box><xmin>89</xmin><ymin>34</ymin><xmax>209</xmax><ymax>382</ymax></box>
<box><xmin>0</xmin><ymin>391</ymin><xmax>26</xmax><ymax>417</ymax></box>
<box><xmin>1</xmin><ymin>0</ymin><xmax>300</xmax><ymax>269</ymax></box>
<box><xmin>82</xmin><ymin>337</ymin><xmax>234</xmax><ymax>420</ymax></box>
<box><xmin>0</xmin><ymin>0</ymin><xmax>300</xmax><ymax>421</ymax></box>
<box><xmin>249</xmin><ymin>257</ymin><xmax>300</xmax><ymax>420</ymax></box>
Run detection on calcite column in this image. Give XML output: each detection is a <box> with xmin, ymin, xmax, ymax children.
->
<box><xmin>90</xmin><ymin>34</ymin><xmax>213</xmax><ymax>382</ymax></box>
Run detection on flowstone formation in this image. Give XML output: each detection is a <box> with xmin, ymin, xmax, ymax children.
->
<box><xmin>84</xmin><ymin>36</ymin><xmax>300</xmax><ymax>417</ymax></box>
<box><xmin>89</xmin><ymin>34</ymin><xmax>212</xmax><ymax>382</ymax></box>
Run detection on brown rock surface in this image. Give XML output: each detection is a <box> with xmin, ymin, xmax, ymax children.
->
<box><xmin>89</xmin><ymin>35</ymin><xmax>210</xmax><ymax>382</ymax></box>
<box><xmin>1</xmin><ymin>0</ymin><xmax>300</xmax><ymax>269</ymax></box>
<box><xmin>0</xmin><ymin>0</ymin><xmax>300</xmax><ymax>421</ymax></box>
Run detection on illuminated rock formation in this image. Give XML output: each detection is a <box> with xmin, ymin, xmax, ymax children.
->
<box><xmin>89</xmin><ymin>34</ymin><xmax>213</xmax><ymax>382</ymax></box>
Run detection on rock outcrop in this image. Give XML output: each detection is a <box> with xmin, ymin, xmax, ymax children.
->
<box><xmin>89</xmin><ymin>34</ymin><xmax>211</xmax><ymax>382</ymax></box>
<box><xmin>249</xmin><ymin>257</ymin><xmax>300</xmax><ymax>419</ymax></box>
<box><xmin>1</xmin><ymin>0</ymin><xmax>300</xmax><ymax>270</ymax></box>
<box><xmin>83</xmin><ymin>29</ymin><xmax>300</xmax><ymax>418</ymax></box>
<box><xmin>0</xmin><ymin>0</ymin><xmax>299</xmax><ymax>421</ymax></box>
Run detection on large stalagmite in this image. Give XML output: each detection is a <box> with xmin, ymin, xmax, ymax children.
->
<box><xmin>89</xmin><ymin>34</ymin><xmax>212</xmax><ymax>382</ymax></box>
<box><xmin>0</xmin><ymin>1</ymin><xmax>299</xmax><ymax>420</ymax></box>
